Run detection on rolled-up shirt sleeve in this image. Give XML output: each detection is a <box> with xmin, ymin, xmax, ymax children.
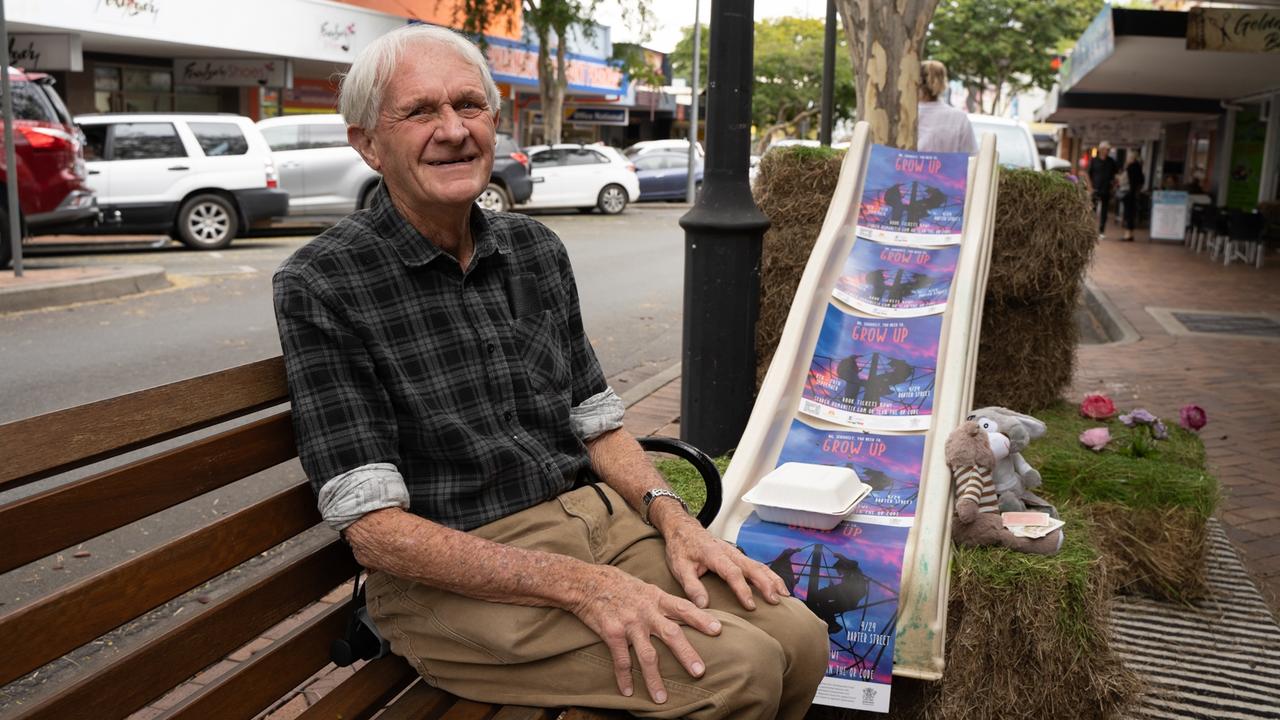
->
<box><xmin>317</xmin><ymin>462</ymin><xmax>410</xmax><ymax>531</ymax></box>
<box><xmin>570</xmin><ymin>387</ymin><xmax>625</xmax><ymax>441</ymax></box>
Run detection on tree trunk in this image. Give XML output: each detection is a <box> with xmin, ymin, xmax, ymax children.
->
<box><xmin>835</xmin><ymin>0</ymin><xmax>939</xmax><ymax>149</ymax></box>
<box><xmin>534</xmin><ymin>21</ymin><xmax>567</xmax><ymax>145</ymax></box>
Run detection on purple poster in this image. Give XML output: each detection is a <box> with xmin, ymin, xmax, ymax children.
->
<box><xmin>777</xmin><ymin>419</ymin><xmax>926</xmax><ymax>522</ymax></box>
<box><xmin>736</xmin><ymin>513</ymin><xmax>909</xmax><ymax>712</ymax></box>
<box><xmin>856</xmin><ymin>145</ymin><xmax>968</xmax><ymax>245</ymax></box>
<box><xmin>801</xmin><ymin>305</ymin><xmax>941</xmax><ymax>431</ymax></box>
<box><xmin>833</xmin><ymin>238</ymin><xmax>960</xmax><ymax>318</ymax></box>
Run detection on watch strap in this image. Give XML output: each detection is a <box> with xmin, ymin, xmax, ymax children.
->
<box><xmin>641</xmin><ymin>488</ymin><xmax>688</xmax><ymax>525</ymax></box>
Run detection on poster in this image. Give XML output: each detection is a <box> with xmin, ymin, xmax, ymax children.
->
<box><xmin>856</xmin><ymin>145</ymin><xmax>968</xmax><ymax>245</ymax></box>
<box><xmin>800</xmin><ymin>305</ymin><xmax>942</xmax><ymax>431</ymax></box>
<box><xmin>736</xmin><ymin>514</ymin><xmax>909</xmax><ymax>713</ymax></box>
<box><xmin>1150</xmin><ymin>190</ymin><xmax>1189</xmax><ymax>241</ymax></box>
<box><xmin>833</xmin><ymin>238</ymin><xmax>960</xmax><ymax>317</ymax></box>
<box><xmin>776</xmin><ymin>419</ymin><xmax>927</xmax><ymax>523</ymax></box>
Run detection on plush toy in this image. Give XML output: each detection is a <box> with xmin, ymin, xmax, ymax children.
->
<box><xmin>968</xmin><ymin>407</ymin><xmax>1058</xmax><ymax>518</ymax></box>
<box><xmin>947</xmin><ymin>419</ymin><xmax>1063</xmax><ymax>555</ymax></box>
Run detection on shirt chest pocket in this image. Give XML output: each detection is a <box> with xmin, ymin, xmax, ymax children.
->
<box><xmin>510</xmin><ymin>309</ymin><xmax>571</xmax><ymax>393</ymax></box>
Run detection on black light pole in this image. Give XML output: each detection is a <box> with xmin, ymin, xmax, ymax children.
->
<box><xmin>819</xmin><ymin>0</ymin><xmax>836</xmax><ymax>146</ymax></box>
<box><xmin>677</xmin><ymin>0</ymin><xmax>768</xmax><ymax>457</ymax></box>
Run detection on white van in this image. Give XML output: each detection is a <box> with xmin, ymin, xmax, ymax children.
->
<box><xmin>968</xmin><ymin>114</ymin><xmax>1042</xmax><ymax>171</ymax></box>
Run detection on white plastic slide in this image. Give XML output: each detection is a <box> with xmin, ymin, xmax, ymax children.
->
<box><xmin>711</xmin><ymin>122</ymin><xmax>1001</xmax><ymax>686</ymax></box>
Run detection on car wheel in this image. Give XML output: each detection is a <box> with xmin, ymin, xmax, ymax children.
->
<box><xmin>597</xmin><ymin>184</ymin><xmax>628</xmax><ymax>215</ymax></box>
<box><xmin>176</xmin><ymin>194</ymin><xmax>238</xmax><ymax>250</ymax></box>
<box><xmin>476</xmin><ymin>183</ymin><xmax>511</xmax><ymax>213</ymax></box>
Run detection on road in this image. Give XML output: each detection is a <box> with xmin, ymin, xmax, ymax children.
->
<box><xmin>0</xmin><ymin>204</ymin><xmax>687</xmax><ymax>423</ymax></box>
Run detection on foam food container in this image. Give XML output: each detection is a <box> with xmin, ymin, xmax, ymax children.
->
<box><xmin>741</xmin><ymin>462</ymin><xmax>872</xmax><ymax>530</ymax></box>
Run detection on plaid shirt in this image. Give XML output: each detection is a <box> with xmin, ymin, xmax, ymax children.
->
<box><xmin>273</xmin><ymin>185</ymin><xmax>612</xmax><ymax>531</ymax></box>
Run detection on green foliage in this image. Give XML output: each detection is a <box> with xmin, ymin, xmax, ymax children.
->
<box><xmin>670</xmin><ymin>17</ymin><xmax>856</xmax><ymax>140</ymax></box>
<box><xmin>926</xmin><ymin>0</ymin><xmax>1102</xmax><ymax>112</ymax></box>
<box><xmin>1023</xmin><ymin>402</ymin><xmax>1217</xmax><ymax>520</ymax></box>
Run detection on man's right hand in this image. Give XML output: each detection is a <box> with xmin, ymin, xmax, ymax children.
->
<box><xmin>567</xmin><ymin>563</ymin><xmax>723</xmax><ymax>705</ymax></box>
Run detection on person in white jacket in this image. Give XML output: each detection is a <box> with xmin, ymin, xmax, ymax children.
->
<box><xmin>916</xmin><ymin>60</ymin><xmax>977</xmax><ymax>155</ymax></box>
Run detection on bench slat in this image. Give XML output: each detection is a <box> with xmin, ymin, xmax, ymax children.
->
<box><xmin>375</xmin><ymin>681</ymin><xmax>461</xmax><ymax>720</ymax></box>
<box><xmin>295</xmin><ymin>654</ymin><xmax>418</xmax><ymax>720</ymax></box>
<box><xmin>7</xmin><ymin>540</ymin><xmax>357</xmax><ymax>720</ymax></box>
<box><xmin>159</xmin><ymin>599</ymin><xmax>349</xmax><ymax>720</ymax></box>
<box><xmin>0</xmin><ymin>482</ymin><xmax>318</xmax><ymax>685</ymax></box>
<box><xmin>0</xmin><ymin>356</ymin><xmax>288</xmax><ymax>490</ymax></box>
<box><xmin>442</xmin><ymin>699</ymin><xmax>505</xmax><ymax>720</ymax></box>
<box><xmin>0</xmin><ymin>411</ymin><xmax>297</xmax><ymax>574</ymax></box>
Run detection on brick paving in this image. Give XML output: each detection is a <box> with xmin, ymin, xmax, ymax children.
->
<box><xmin>1074</xmin><ymin>226</ymin><xmax>1280</xmax><ymax>616</ymax></box>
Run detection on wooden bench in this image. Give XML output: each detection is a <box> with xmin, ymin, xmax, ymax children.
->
<box><xmin>0</xmin><ymin>357</ymin><xmax>721</xmax><ymax>720</ymax></box>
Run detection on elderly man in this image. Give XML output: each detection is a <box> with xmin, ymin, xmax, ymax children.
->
<box><xmin>272</xmin><ymin>24</ymin><xmax>828</xmax><ymax>719</ymax></box>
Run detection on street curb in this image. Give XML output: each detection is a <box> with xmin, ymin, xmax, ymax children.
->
<box><xmin>621</xmin><ymin>362</ymin><xmax>681</xmax><ymax>408</ymax></box>
<box><xmin>1082</xmin><ymin>279</ymin><xmax>1140</xmax><ymax>345</ymax></box>
<box><xmin>0</xmin><ymin>265</ymin><xmax>170</xmax><ymax>314</ymax></box>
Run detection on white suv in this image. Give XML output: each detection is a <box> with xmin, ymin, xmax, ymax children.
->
<box><xmin>74</xmin><ymin>113</ymin><xmax>289</xmax><ymax>249</ymax></box>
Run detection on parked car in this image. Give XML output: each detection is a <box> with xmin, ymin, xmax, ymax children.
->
<box><xmin>968</xmin><ymin>114</ymin><xmax>1042</xmax><ymax>170</ymax></box>
<box><xmin>258</xmin><ymin>114</ymin><xmax>532</xmax><ymax>215</ymax></box>
<box><xmin>633</xmin><ymin>150</ymin><xmax>702</xmax><ymax>201</ymax></box>
<box><xmin>73</xmin><ymin>113</ymin><xmax>288</xmax><ymax>249</ymax></box>
<box><xmin>0</xmin><ymin>67</ymin><xmax>98</xmax><ymax>269</ymax></box>
<box><xmin>624</xmin><ymin>138</ymin><xmax>704</xmax><ymax>159</ymax></box>
<box><xmin>520</xmin><ymin>144</ymin><xmax>639</xmax><ymax>214</ymax></box>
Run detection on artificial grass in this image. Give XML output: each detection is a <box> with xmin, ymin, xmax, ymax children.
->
<box><xmin>1022</xmin><ymin>401</ymin><xmax>1218</xmax><ymax>602</ymax></box>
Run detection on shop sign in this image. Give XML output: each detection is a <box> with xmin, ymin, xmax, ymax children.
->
<box><xmin>320</xmin><ymin>20</ymin><xmax>357</xmax><ymax>53</ymax></box>
<box><xmin>1077</xmin><ymin>118</ymin><xmax>1162</xmax><ymax>146</ymax></box>
<box><xmin>9</xmin><ymin>34</ymin><xmax>83</xmax><ymax>72</ymax></box>
<box><xmin>566</xmin><ymin>107</ymin><xmax>628</xmax><ymax>126</ymax></box>
<box><xmin>1060</xmin><ymin>6</ymin><xmax>1114</xmax><ymax>92</ymax></box>
<box><xmin>1188</xmin><ymin>8</ymin><xmax>1280</xmax><ymax>53</ymax></box>
<box><xmin>1150</xmin><ymin>191</ymin><xmax>1189</xmax><ymax>241</ymax></box>
<box><xmin>95</xmin><ymin>0</ymin><xmax>160</xmax><ymax>22</ymax></box>
<box><xmin>174</xmin><ymin>58</ymin><xmax>292</xmax><ymax>88</ymax></box>
<box><xmin>485</xmin><ymin>37</ymin><xmax>625</xmax><ymax>95</ymax></box>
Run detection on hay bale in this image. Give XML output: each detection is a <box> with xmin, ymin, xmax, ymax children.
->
<box><xmin>1024</xmin><ymin>403</ymin><xmax>1219</xmax><ymax>603</ymax></box>
<box><xmin>755</xmin><ymin>146</ymin><xmax>845</xmax><ymax>388</ymax></box>
<box><xmin>974</xmin><ymin>295</ymin><xmax>1079</xmax><ymax>413</ymax></box>
<box><xmin>987</xmin><ymin>169</ymin><xmax>1097</xmax><ymax>305</ymax></box>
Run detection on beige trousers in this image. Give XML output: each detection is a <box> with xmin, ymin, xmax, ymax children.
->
<box><xmin>366</xmin><ymin>484</ymin><xmax>830</xmax><ymax>719</ymax></box>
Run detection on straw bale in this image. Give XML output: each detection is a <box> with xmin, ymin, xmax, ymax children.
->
<box><xmin>754</xmin><ymin>147</ymin><xmax>844</xmax><ymax>388</ymax></box>
<box><xmin>1088</xmin><ymin>504</ymin><xmax>1209</xmax><ymax>601</ymax></box>
<box><xmin>987</xmin><ymin>169</ymin><xmax>1097</xmax><ymax>305</ymax></box>
<box><xmin>974</xmin><ymin>295</ymin><xmax>1079</xmax><ymax>413</ymax></box>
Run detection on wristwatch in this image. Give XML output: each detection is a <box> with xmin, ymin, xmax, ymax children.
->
<box><xmin>641</xmin><ymin>488</ymin><xmax>689</xmax><ymax>525</ymax></box>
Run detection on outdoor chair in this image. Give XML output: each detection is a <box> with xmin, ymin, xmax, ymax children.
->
<box><xmin>1186</xmin><ymin>203</ymin><xmax>1211</xmax><ymax>250</ymax></box>
<box><xmin>1205</xmin><ymin>207</ymin><xmax>1230</xmax><ymax>261</ymax></box>
<box><xmin>1222</xmin><ymin>209</ymin><xmax>1265</xmax><ymax>268</ymax></box>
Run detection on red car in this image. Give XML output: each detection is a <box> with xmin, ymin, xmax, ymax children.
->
<box><xmin>0</xmin><ymin>68</ymin><xmax>98</xmax><ymax>269</ymax></box>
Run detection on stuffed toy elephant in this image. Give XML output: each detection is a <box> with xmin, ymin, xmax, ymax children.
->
<box><xmin>947</xmin><ymin>419</ymin><xmax>1062</xmax><ymax>555</ymax></box>
<box><xmin>968</xmin><ymin>407</ymin><xmax>1058</xmax><ymax>518</ymax></box>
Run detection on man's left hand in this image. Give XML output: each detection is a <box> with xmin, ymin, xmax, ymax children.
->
<box><xmin>654</xmin><ymin>506</ymin><xmax>790</xmax><ymax>611</ymax></box>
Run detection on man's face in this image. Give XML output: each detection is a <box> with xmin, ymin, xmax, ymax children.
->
<box><xmin>350</xmin><ymin>44</ymin><xmax>497</xmax><ymax>215</ymax></box>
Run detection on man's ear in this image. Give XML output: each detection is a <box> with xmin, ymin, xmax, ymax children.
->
<box><xmin>348</xmin><ymin>125</ymin><xmax>382</xmax><ymax>172</ymax></box>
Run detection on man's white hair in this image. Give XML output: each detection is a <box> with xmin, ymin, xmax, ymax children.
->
<box><xmin>338</xmin><ymin>24</ymin><xmax>501</xmax><ymax>130</ymax></box>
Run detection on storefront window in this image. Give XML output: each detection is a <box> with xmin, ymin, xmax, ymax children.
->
<box><xmin>91</xmin><ymin>63</ymin><xmax>223</xmax><ymax>114</ymax></box>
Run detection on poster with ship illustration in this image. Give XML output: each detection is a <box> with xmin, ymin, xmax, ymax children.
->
<box><xmin>855</xmin><ymin>145</ymin><xmax>968</xmax><ymax>245</ymax></box>
<box><xmin>800</xmin><ymin>305</ymin><xmax>942</xmax><ymax>432</ymax></box>
<box><xmin>833</xmin><ymin>238</ymin><xmax>960</xmax><ymax>317</ymax></box>
<box><xmin>776</xmin><ymin>419</ymin><xmax>927</xmax><ymax>523</ymax></box>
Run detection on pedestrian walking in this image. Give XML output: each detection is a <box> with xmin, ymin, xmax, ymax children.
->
<box><xmin>1121</xmin><ymin>153</ymin><xmax>1145</xmax><ymax>241</ymax></box>
<box><xmin>1087</xmin><ymin>141</ymin><xmax>1120</xmax><ymax>240</ymax></box>
<box><xmin>916</xmin><ymin>60</ymin><xmax>977</xmax><ymax>155</ymax></box>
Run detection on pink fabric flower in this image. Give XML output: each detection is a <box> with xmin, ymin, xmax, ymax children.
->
<box><xmin>1079</xmin><ymin>427</ymin><xmax>1111</xmax><ymax>452</ymax></box>
<box><xmin>1179</xmin><ymin>404</ymin><xmax>1208</xmax><ymax>432</ymax></box>
<box><xmin>1080</xmin><ymin>393</ymin><xmax>1116</xmax><ymax>420</ymax></box>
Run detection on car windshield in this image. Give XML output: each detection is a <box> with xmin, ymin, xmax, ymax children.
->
<box><xmin>972</xmin><ymin>123</ymin><xmax>1035</xmax><ymax>169</ymax></box>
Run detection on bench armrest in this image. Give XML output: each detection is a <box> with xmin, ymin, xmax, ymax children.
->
<box><xmin>636</xmin><ymin>436</ymin><xmax>722</xmax><ymax>528</ymax></box>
